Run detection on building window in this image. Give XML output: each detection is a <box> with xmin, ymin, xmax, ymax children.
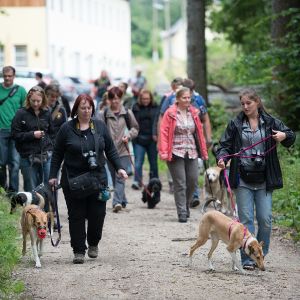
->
<box><xmin>0</xmin><ymin>46</ymin><xmax>4</xmax><ymax>66</ymax></box>
<box><xmin>14</xmin><ymin>45</ymin><xmax>28</xmax><ymax>67</ymax></box>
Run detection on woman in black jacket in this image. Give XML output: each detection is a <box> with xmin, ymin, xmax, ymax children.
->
<box><xmin>49</xmin><ymin>94</ymin><xmax>127</xmax><ymax>264</ymax></box>
<box><xmin>11</xmin><ymin>86</ymin><xmax>54</xmax><ymax>191</ymax></box>
<box><xmin>131</xmin><ymin>89</ymin><xmax>159</xmax><ymax>190</ymax></box>
<box><xmin>216</xmin><ymin>88</ymin><xmax>295</xmax><ymax>270</ymax></box>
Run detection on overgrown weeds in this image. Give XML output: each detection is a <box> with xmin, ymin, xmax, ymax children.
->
<box><xmin>0</xmin><ymin>190</ymin><xmax>24</xmax><ymax>299</ymax></box>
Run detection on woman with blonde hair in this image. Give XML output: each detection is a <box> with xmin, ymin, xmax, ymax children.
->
<box><xmin>11</xmin><ymin>86</ymin><xmax>54</xmax><ymax>191</ymax></box>
<box><xmin>159</xmin><ymin>87</ymin><xmax>208</xmax><ymax>222</ymax></box>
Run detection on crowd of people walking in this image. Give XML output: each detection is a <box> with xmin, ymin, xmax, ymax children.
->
<box><xmin>0</xmin><ymin>65</ymin><xmax>295</xmax><ymax>267</ymax></box>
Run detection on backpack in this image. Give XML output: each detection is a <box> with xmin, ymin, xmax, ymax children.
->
<box><xmin>103</xmin><ymin>107</ymin><xmax>131</xmax><ymax>130</ymax></box>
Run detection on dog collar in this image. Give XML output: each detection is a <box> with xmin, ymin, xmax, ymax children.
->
<box><xmin>243</xmin><ymin>235</ymin><xmax>256</xmax><ymax>253</ymax></box>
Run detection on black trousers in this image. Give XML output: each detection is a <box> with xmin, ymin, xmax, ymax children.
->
<box><xmin>64</xmin><ymin>191</ymin><xmax>106</xmax><ymax>254</ymax></box>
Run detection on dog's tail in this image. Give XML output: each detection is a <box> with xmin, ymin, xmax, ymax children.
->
<box><xmin>35</xmin><ymin>193</ymin><xmax>45</xmax><ymax>210</ymax></box>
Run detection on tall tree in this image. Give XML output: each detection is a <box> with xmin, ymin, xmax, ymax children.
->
<box><xmin>186</xmin><ymin>0</ymin><xmax>208</xmax><ymax>103</ymax></box>
<box><xmin>271</xmin><ymin>0</ymin><xmax>300</xmax><ymax>130</ymax></box>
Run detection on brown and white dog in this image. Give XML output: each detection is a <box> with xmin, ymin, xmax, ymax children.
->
<box><xmin>202</xmin><ymin>166</ymin><xmax>227</xmax><ymax>213</ymax></box>
<box><xmin>189</xmin><ymin>211</ymin><xmax>265</xmax><ymax>273</ymax></box>
<box><xmin>21</xmin><ymin>204</ymin><xmax>48</xmax><ymax>268</ymax></box>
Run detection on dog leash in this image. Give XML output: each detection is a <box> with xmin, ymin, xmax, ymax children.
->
<box><xmin>123</xmin><ymin>142</ymin><xmax>152</xmax><ymax>197</ymax></box>
<box><xmin>48</xmin><ymin>186</ymin><xmax>61</xmax><ymax>247</ymax></box>
<box><xmin>220</xmin><ymin>134</ymin><xmax>278</xmax><ymax>218</ymax></box>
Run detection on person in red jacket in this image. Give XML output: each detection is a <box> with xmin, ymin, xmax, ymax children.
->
<box><xmin>158</xmin><ymin>87</ymin><xmax>208</xmax><ymax>223</ymax></box>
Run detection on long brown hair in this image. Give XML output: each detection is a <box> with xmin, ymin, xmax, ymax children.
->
<box><xmin>239</xmin><ymin>88</ymin><xmax>266</xmax><ymax>112</ymax></box>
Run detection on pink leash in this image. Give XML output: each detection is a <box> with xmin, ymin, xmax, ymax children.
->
<box><xmin>221</xmin><ymin>135</ymin><xmax>277</xmax><ymax>218</ymax></box>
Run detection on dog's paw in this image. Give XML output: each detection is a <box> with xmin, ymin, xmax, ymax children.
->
<box><xmin>35</xmin><ymin>262</ymin><xmax>41</xmax><ymax>268</ymax></box>
<box><xmin>208</xmin><ymin>260</ymin><xmax>215</xmax><ymax>271</ymax></box>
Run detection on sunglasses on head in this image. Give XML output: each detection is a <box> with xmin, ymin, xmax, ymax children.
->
<box><xmin>29</xmin><ymin>86</ymin><xmax>44</xmax><ymax>92</ymax></box>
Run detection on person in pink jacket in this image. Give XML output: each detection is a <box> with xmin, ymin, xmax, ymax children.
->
<box><xmin>158</xmin><ymin>87</ymin><xmax>208</xmax><ymax>222</ymax></box>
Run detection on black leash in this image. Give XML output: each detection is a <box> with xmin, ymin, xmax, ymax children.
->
<box><xmin>48</xmin><ymin>185</ymin><xmax>61</xmax><ymax>247</ymax></box>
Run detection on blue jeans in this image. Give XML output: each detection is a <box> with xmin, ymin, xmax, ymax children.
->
<box><xmin>235</xmin><ymin>186</ymin><xmax>272</xmax><ymax>265</ymax></box>
<box><xmin>0</xmin><ymin>129</ymin><xmax>20</xmax><ymax>192</ymax></box>
<box><xmin>20</xmin><ymin>156</ymin><xmax>51</xmax><ymax>192</ymax></box>
<box><xmin>133</xmin><ymin>142</ymin><xmax>158</xmax><ymax>184</ymax></box>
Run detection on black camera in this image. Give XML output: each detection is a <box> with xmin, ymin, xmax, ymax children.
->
<box><xmin>83</xmin><ymin>150</ymin><xmax>98</xmax><ymax>169</ymax></box>
<box><xmin>251</xmin><ymin>149</ymin><xmax>264</xmax><ymax>167</ymax></box>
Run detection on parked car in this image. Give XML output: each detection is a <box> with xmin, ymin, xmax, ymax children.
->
<box><xmin>2</xmin><ymin>68</ymin><xmax>53</xmax><ymax>92</ymax></box>
<box><xmin>57</xmin><ymin>76</ymin><xmax>92</xmax><ymax>101</ymax></box>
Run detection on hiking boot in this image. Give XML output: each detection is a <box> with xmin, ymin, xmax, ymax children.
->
<box><xmin>112</xmin><ymin>203</ymin><xmax>122</xmax><ymax>213</ymax></box>
<box><xmin>178</xmin><ymin>215</ymin><xmax>187</xmax><ymax>223</ymax></box>
<box><xmin>73</xmin><ymin>253</ymin><xmax>85</xmax><ymax>264</ymax></box>
<box><xmin>87</xmin><ymin>246</ymin><xmax>98</xmax><ymax>258</ymax></box>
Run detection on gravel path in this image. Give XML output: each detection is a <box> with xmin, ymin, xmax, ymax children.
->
<box><xmin>15</xmin><ymin>175</ymin><xmax>300</xmax><ymax>300</ymax></box>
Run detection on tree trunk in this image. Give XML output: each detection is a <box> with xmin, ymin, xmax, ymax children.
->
<box><xmin>186</xmin><ymin>0</ymin><xmax>208</xmax><ymax>104</ymax></box>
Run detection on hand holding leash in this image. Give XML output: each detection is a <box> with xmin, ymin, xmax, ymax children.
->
<box><xmin>217</xmin><ymin>159</ymin><xmax>226</xmax><ymax>170</ymax></box>
<box><xmin>272</xmin><ymin>129</ymin><xmax>286</xmax><ymax>143</ymax></box>
<box><xmin>122</xmin><ymin>136</ymin><xmax>129</xmax><ymax>144</ymax></box>
<box><xmin>49</xmin><ymin>178</ymin><xmax>58</xmax><ymax>191</ymax></box>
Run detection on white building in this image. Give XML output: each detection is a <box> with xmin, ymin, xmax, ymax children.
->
<box><xmin>0</xmin><ymin>0</ymin><xmax>131</xmax><ymax>80</ymax></box>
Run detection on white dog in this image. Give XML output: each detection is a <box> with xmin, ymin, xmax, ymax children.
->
<box><xmin>202</xmin><ymin>166</ymin><xmax>227</xmax><ymax>213</ymax></box>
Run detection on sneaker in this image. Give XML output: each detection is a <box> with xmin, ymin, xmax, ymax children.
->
<box><xmin>112</xmin><ymin>203</ymin><xmax>122</xmax><ymax>213</ymax></box>
<box><xmin>87</xmin><ymin>246</ymin><xmax>98</xmax><ymax>258</ymax></box>
<box><xmin>131</xmin><ymin>182</ymin><xmax>140</xmax><ymax>190</ymax></box>
<box><xmin>73</xmin><ymin>253</ymin><xmax>85</xmax><ymax>264</ymax></box>
<box><xmin>122</xmin><ymin>203</ymin><xmax>127</xmax><ymax>208</ymax></box>
<box><xmin>191</xmin><ymin>198</ymin><xmax>200</xmax><ymax>208</ymax></box>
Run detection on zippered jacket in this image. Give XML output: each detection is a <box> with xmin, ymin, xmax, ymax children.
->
<box><xmin>11</xmin><ymin>107</ymin><xmax>54</xmax><ymax>158</ymax></box>
<box><xmin>216</xmin><ymin>110</ymin><xmax>296</xmax><ymax>191</ymax></box>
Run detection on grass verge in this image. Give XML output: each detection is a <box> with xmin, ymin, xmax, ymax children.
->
<box><xmin>0</xmin><ymin>189</ymin><xmax>24</xmax><ymax>299</ymax></box>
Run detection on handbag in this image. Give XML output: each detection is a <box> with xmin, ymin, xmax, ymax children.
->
<box><xmin>239</xmin><ymin>164</ymin><xmax>265</xmax><ymax>184</ymax></box>
<box><xmin>68</xmin><ymin>172</ymin><xmax>101</xmax><ymax>196</ymax></box>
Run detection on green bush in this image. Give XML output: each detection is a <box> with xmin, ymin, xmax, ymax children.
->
<box><xmin>0</xmin><ymin>190</ymin><xmax>24</xmax><ymax>298</ymax></box>
<box><xmin>272</xmin><ymin>134</ymin><xmax>300</xmax><ymax>240</ymax></box>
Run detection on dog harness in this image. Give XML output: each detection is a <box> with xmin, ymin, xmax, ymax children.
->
<box><xmin>228</xmin><ymin>220</ymin><xmax>247</xmax><ymax>240</ymax></box>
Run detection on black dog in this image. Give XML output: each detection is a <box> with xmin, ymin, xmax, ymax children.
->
<box><xmin>141</xmin><ymin>178</ymin><xmax>162</xmax><ymax>209</ymax></box>
<box><xmin>10</xmin><ymin>184</ymin><xmax>54</xmax><ymax>214</ymax></box>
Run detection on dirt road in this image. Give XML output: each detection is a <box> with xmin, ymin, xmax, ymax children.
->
<box><xmin>15</xmin><ymin>176</ymin><xmax>300</xmax><ymax>300</ymax></box>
